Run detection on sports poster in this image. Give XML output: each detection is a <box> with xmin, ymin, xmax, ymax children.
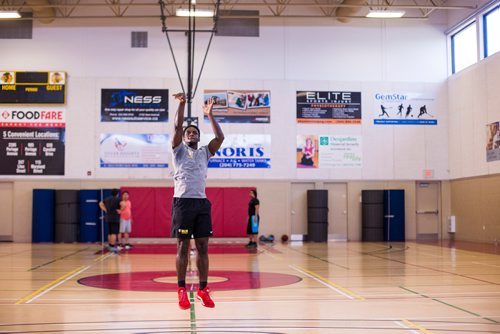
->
<box><xmin>100</xmin><ymin>134</ymin><xmax>169</xmax><ymax>168</ymax></box>
<box><xmin>202</xmin><ymin>134</ymin><xmax>271</xmax><ymax>168</ymax></box>
<box><xmin>297</xmin><ymin>135</ymin><xmax>362</xmax><ymax>168</ymax></box>
<box><xmin>0</xmin><ymin>71</ymin><xmax>66</xmax><ymax>105</ymax></box>
<box><xmin>296</xmin><ymin>91</ymin><xmax>361</xmax><ymax>124</ymax></box>
<box><xmin>101</xmin><ymin>89</ymin><xmax>169</xmax><ymax>122</ymax></box>
<box><xmin>203</xmin><ymin>90</ymin><xmax>270</xmax><ymax>123</ymax></box>
<box><xmin>486</xmin><ymin>121</ymin><xmax>500</xmax><ymax>162</ymax></box>
<box><xmin>0</xmin><ymin>107</ymin><xmax>66</xmax><ymax>175</ymax></box>
<box><xmin>373</xmin><ymin>92</ymin><xmax>437</xmax><ymax>125</ymax></box>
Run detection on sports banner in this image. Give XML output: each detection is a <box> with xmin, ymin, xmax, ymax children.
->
<box><xmin>297</xmin><ymin>135</ymin><xmax>362</xmax><ymax>168</ymax></box>
<box><xmin>202</xmin><ymin>134</ymin><xmax>271</xmax><ymax>168</ymax></box>
<box><xmin>296</xmin><ymin>91</ymin><xmax>362</xmax><ymax>124</ymax></box>
<box><xmin>203</xmin><ymin>90</ymin><xmax>271</xmax><ymax>123</ymax></box>
<box><xmin>373</xmin><ymin>92</ymin><xmax>437</xmax><ymax>125</ymax></box>
<box><xmin>0</xmin><ymin>127</ymin><xmax>65</xmax><ymax>175</ymax></box>
<box><xmin>101</xmin><ymin>89</ymin><xmax>168</xmax><ymax>122</ymax></box>
<box><xmin>486</xmin><ymin>121</ymin><xmax>500</xmax><ymax>162</ymax></box>
<box><xmin>100</xmin><ymin>134</ymin><xmax>169</xmax><ymax>168</ymax></box>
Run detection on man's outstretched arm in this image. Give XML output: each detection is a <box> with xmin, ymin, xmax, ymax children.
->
<box><xmin>172</xmin><ymin>93</ymin><xmax>186</xmax><ymax>149</ymax></box>
<box><xmin>204</xmin><ymin>97</ymin><xmax>224</xmax><ymax>155</ymax></box>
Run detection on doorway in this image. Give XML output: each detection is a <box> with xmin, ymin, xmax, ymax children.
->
<box><xmin>0</xmin><ymin>182</ymin><xmax>14</xmax><ymax>241</ymax></box>
<box><xmin>325</xmin><ymin>183</ymin><xmax>348</xmax><ymax>241</ymax></box>
<box><xmin>416</xmin><ymin>181</ymin><xmax>441</xmax><ymax>241</ymax></box>
<box><xmin>290</xmin><ymin>183</ymin><xmax>315</xmax><ymax>237</ymax></box>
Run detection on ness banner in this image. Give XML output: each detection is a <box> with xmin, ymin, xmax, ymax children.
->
<box><xmin>202</xmin><ymin>134</ymin><xmax>271</xmax><ymax>168</ymax></box>
<box><xmin>101</xmin><ymin>89</ymin><xmax>168</xmax><ymax>122</ymax></box>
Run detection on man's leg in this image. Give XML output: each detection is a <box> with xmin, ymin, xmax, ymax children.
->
<box><xmin>176</xmin><ymin>238</ymin><xmax>190</xmax><ymax>284</ymax></box>
<box><xmin>195</xmin><ymin>237</ymin><xmax>215</xmax><ymax>308</ymax></box>
<box><xmin>176</xmin><ymin>238</ymin><xmax>191</xmax><ymax>310</ymax></box>
<box><xmin>195</xmin><ymin>237</ymin><xmax>209</xmax><ymax>284</ymax></box>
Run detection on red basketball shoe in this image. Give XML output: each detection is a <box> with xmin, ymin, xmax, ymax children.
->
<box><xmin>177</xmin><ymin>287</ymin><xmax>191</xmax><ymax>310</ymax></box>
<box><xmin>196</xmin><ymin>287</ymin><xmax>215</xmax><ymax>308</ymax></box>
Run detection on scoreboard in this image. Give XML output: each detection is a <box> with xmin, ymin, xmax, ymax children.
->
<box><xmin>0</xmin><ymin>71</ymin><xmax>66</xmax><ymax>105</ymax></box>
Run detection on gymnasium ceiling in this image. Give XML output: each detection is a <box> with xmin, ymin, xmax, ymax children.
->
<box><xmin>0</xmin><ymin>0</ymin><xmax>491</xmax><ymax>26</ymax></box>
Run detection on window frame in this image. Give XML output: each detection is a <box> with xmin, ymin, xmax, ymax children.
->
<box><xmin>483</xmin><ymin>4</ymin><xmax>500</xmax><ymax>58</ymax></box>
<box><xmin>450</xmin><ymin>20</ymin><xmax>478</xmax><ymax>74</ymax></box>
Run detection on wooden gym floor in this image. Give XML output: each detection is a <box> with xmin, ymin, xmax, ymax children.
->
<box><xmin>0</xmin><ymin>240</ymin><xmax>499</xmax><ymax>334</ymax></box>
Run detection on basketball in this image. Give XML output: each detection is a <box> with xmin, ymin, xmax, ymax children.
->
<box><xmin>281</xmin><ymin>234</ymin><xmax>289</xmax><ymax>242</ymax></box>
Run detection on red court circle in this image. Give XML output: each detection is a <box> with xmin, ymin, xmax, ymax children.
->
<box><xmin>78</xmin><ymin>270</ymin><xmax>301</xmax><ymax>291</ymax></box>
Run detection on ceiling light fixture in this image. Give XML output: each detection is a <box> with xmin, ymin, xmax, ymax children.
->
<box><xmin>0</xmin><ymin>10</ymin><xmax>21</xmax><ymax>19</ymax></box>
<box><xmin>366</xmin><ymin>10</ymin><xmax>405</xmax><ymax>18</ymax></box>
<box><xmin>176</xmin><ymin>8</ymin><xmax>214</xmax><ymax>17</ymax></box>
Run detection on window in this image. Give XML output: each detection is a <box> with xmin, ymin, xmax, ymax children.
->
<box><xmin>451</xmin><ymin>22</ymin><xmax>478</xmax><ymax>73</ymax></box>
<box><xmin>484</xmin><ymin>5</ymin><xmax>500</xmax><ymax>57</ymax></box>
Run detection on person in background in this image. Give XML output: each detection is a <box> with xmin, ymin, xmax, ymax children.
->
<box><xmin>99</xmin><ymin>188</ymin><xmax>121</xmax><ymax>253</ymax></box>
<box><xmin>246</xmin><ymin>189</ymin><xmax>260</xmax><ymax>248</ymax></box>
<box><xmin>118</xmin><ymin>191</ymin><xmax>133</xmax><ymax>250</ymax></box>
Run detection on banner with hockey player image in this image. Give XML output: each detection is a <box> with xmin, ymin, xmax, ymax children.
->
<box><xmin>373</xmin><ymin>92</ymin><xmax>437</xmax><ymax>125</ymax></box>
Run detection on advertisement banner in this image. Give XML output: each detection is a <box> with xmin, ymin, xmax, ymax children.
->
<box><xmin>202</xmin><ymin>134</ymin><xmax>271</xmax><ymax>168</ymax></box>
<box><xmin>373</xmin><ymin>92</ymin><xmax>437</xmax><ymax>125</ymax></box>
<box><xmin>318</xmin><ymin>135</ymin><xmax>362</xmax><ymax>168</ymax></box>
<box><xmin>297</xmin><ymin>135</ymin><xmax>362</xmax><ymax>168</ymax></box>
<box><xmin>297</xmin><ymin>91</ymin><xmax>362</xmax><ymax>124</ymax></box>
<box><xmin>100</xmin><ymin>134</ymin><xmax>169</xmax><ymax>168</ymax></box>
<box><xmin>0</xmin><ymin>127</ymin><xmax>65</xmax><ymax>175</ymax></box>
<box><xmin>101</xmin><ymin>89</ymin><xmax>168</xmax><ymax>122</ymax></box>
<box><xmin>486</xmin><ymin>121</ymin><xmax>500</xmax><ymax>162</ymax></box>
<box><xmin>203</xmin><ymin>90</ymin><xmax>270</xmax><ymax>123</ymax></box>
<box><xmin>0</xmin><ymin>107</ymin><xmax>65</xmax><ymax>128</ymax></box>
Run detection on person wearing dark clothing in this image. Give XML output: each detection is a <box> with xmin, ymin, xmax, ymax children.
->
<box><xmin>99</xmin><ymin>188</ymin><xmax>121</xmax><ymax>253</ymax></box>
<box><xmin>246</xmin><ymin>189</ymin><xmax>260</xmax><ymax>248</ymax></box>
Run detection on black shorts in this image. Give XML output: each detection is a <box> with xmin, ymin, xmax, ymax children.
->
<box><xmin>108</xmin><ymin>221</ymin><xmax>120</xmax><ymax>235</ymax></box>
<box><xmin>246</xmin><ymin>215</ymin><xmax>259</xmax><ymax>235</ymax></box>
<box><xmin>171</xmin><ymin>198</ymin><xmax>213</xmax><ymax>239</ymax></box>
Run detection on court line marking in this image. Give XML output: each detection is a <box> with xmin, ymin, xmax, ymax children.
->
<box><xmin>15</xmin><ymin>265</ymin><xmax>90</xmax><ymax>304</ymax></box>
<box><xmin>400</xmin><ymin>286</ymin><xmax>499</xmax><ymax>324</ymax></box>
<box><xmin>28</xmin><ymin>247</ymin><xmax>91</xmax><ymax>271</ymax></box>
<box><xmin>289</xmin><ymin>265</ymin><xmax>364</xmax><ymax>300</ymax></box>
<box><xmin>400</xmin><ymin>319</ymin><xmax>434</xmax><ymax>334</ymax></box>
<box><xmin>394</xmin><ymin>321</ymin><xmax>420</xmax><ymax>334</ymax></box>
<box><xmin>94</xmin><ymin>252</ymin><xmax>114</xmax><ymax>262</ymax></box>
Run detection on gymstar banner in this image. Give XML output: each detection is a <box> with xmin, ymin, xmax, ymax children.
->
<box><xmin>297</xmin><ymin>135</ymin><xmax>362</xmax><ymax>168</ymax></box>
<box><xmin>101</xmin><ymin>89</ymin><xmax>168</xmax><ymax>122</ymax></box>
<box><xmin>203</xmin><ymin>90</ymin><xmax>271</xmax><ymax>123</ymax></box>
<box><xmin>373</xmin><ymin>92</ymin><xmax>437</xmax><ymax>125</ymax></box>
<box><xmin>100</xmin><ymin>134</ymin><xmax>169</xmax><ymax>168</ymax></box>
<box><xmin>296</xmin><ymin>91</ymin><xmax>362</xmax><ymax>124</ymax></box>
<box><xmin>486</xmin><ymin>121</ymin><xmax>500</xmax><ymax>162</ymax></box>
<box><xmin>0</xmin><ymin>127</ymin><xmax>65</xmax><ymax>175</ymax></box>
<box><xmin>202</xmin><ymin>134</ymin><xmax>271</xmax><ymax>168</ymax></box>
